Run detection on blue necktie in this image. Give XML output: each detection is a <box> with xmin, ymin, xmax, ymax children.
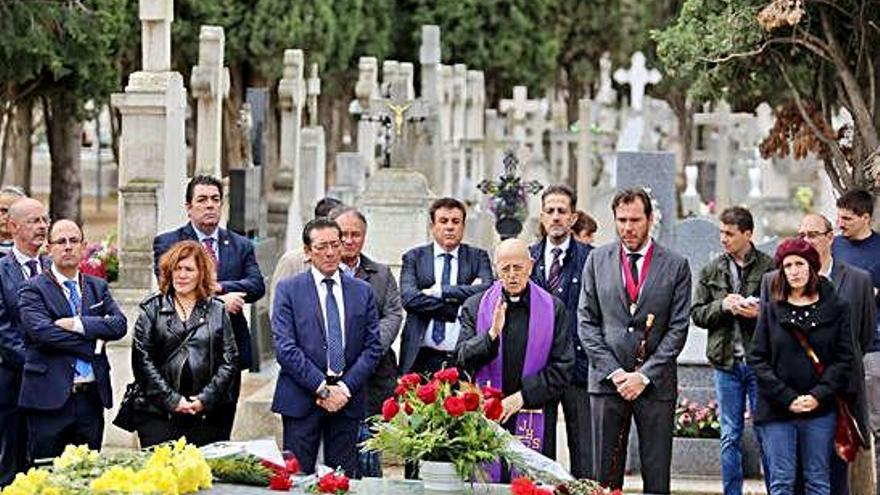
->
<box><xmin>432</xmin><ymin>253</ymin><xmax>453</xmax><ymax>345</ymax></box>
<box><xmin>63</xmin><ymin>280</ymin><xmax>93</xmax><ymax>380</ymax></box>
<box><xmin>323</xmin><ymin>278</ymin><xmax>345</xmax><ymax>374</ymax></box>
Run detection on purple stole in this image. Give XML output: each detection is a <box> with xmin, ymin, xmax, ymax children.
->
<box><xmin>475</xmin><ymin>281</ymin><xmax>554</xmax><ymax>481</ymax></box>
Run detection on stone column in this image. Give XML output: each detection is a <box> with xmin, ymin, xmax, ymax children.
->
<box><xmin>418</xmin><ymin>25</ymin><xmax>445</xmax><ymax>192</ymax></box>
<box><xmin>576</xmin><ymin>98</ymin><xmax>594</xmax><ymax>208</ymax></box>
<box><xmin>268</xmin><ymin>49</ymin><xmax>304</xmax><ymax>244</ymax></box>
<box><xmin>190</xmin><ymin>25</ymin><xmax>230</xmax><ymax>177</ymax></box>
<box><xmin>355</xmin><ymin>57</ymin><xmax>379</xmax><ymax>176</ymax></box>
<box><xmin>108</xmin><ymin>0</ymin><xmax>188</xmax><ymax>448</ymax></box>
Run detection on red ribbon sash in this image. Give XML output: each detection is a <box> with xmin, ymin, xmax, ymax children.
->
<box><xmin>621</xmin><ymin>243</ymin><xmax>655</xmax><ymax>304</ymax></box>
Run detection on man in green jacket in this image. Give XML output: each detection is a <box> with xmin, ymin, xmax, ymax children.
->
<box><xmin>692</xmin><ymin>206</ymin><xmax>774</xmax><ymax>495</ymax></box>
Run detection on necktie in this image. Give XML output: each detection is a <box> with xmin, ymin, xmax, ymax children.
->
<box><xmin>323</xmin><ymin>278</ymin><xmax>345</xmax><ymax>374</ymax></box>
<box><xmin>432</xmin><ymin>253</ymin><xmax>453</xmax><ymax>345</ymax></box>
<box><xmin>63</xmin><ymin>280</ymin><xmax>93</xmax><ymax>380</ymax></box>
<box><xmin>202</xmin><ymin>238</ymin><xmax>219</xmax><ymax>267</ymax></box>
<box><xmin>628</xmin><ymin>253</ymin><xmax>642</xmax><ymax>288</ymax></box>
<box><xmin>25</xmin><ymin>259</ymin><xmax>39</xmax><ymax>278</ymax></box>
<box><xmin>547</xmin><ymin>247</ymin><xmax>563</xmax><ymax>293</ymax></box>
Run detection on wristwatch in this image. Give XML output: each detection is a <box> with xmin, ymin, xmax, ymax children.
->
<box><xmin>317</xmin><ymin>385</ymin><xmax>331</xmax><ymax>400</ymax></box>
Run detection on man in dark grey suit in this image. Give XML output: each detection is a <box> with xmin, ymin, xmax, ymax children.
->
<box><xmin>760</xmin><ymin>213</ymin><xmax>875</xmax><ymax>495</ymax></box>
<box><xmin>329</xmin><ymin>205</ymin><xmax>403</xmax><ymax>478</ymax></box>
<box><xmin>578</xmin><ymin>188</ymin><xmax>691</xmax><ymax>494</ymax></box>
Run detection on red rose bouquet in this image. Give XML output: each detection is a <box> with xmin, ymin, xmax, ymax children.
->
<box><xmin>364</xmin><ymin>367</ymin><xmax>508</xmax><ymax>480</ymax></box>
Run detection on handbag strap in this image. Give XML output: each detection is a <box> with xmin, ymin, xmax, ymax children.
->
<box><xmin>788</xmin><ymin>326</ymin><xmax>826</xmax><ymax>376</ymax></box>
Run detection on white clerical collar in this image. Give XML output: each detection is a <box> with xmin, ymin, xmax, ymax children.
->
<box><xmin>311</xmin><ymin>266</ymin><xmax>342</xmax><ymax>287</ymax></box>
<box><xmin>546</xmin><ymin>235</ymin><xmax>571</xmax><ymax>255</ymax></box>
<box><xmin>433</xmin><ymin>242</ymin><xmax>460</xmax><ymax>259</ymax></box>
<box><xmin>622</xmin><ymin>238</ymin><xmax>653</xmax><ymax>256</ymax></box>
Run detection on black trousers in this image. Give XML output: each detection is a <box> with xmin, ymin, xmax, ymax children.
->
<box><xmin>135</xmin><ymin>410</ymin><xmax>229</xmax><ymax>448</ymax></box>
<box><xmin>282</xmin><ymin>412</ymin><xmax>360</xmax><ymax>475</ymax></box>
<box><xmin>26</xmin><ymin>387</ymin><xmax>104</xmax><ymax>463</ymax></box>
<box><xmin>591</xmin><ymin>393</ymin><xmax>674</xmax><ymax>494</ymax></box>
<box><xmin>550</xmin><ymin>383</ymin><xmax>593</xmax><ymax>479</ymax></box>
<box><xmin>0</xmin><ymin>404</ymin><xmax>27</xmax><ymax>487</ymax></box>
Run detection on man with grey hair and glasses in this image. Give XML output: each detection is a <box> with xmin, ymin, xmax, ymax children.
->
<box><xmin>0</xmin><ymin>186</ymin><xmax>26</xmax><ymax>255</ymax></box>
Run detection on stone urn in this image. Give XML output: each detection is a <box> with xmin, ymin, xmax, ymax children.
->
<box><xmin>420</xmin><ymin>460</ymin><xmax>463</xmax><ymax>494</ymax></box>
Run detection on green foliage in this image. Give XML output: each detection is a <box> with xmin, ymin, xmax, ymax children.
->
<box><xmin>0</xmin><ymin>0</ymin><xmax>134</xmax><ymax>113</ymax></box>
<box><xmin>206</xmin><ymin>455</ymin><xmax>272</xmax><ymax>486</ymax></box>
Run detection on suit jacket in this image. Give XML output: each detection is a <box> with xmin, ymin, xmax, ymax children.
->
<box><xmin>398</xmin><ymin>242</ymin><xmax>494</xmax><ymax>373</ymax></box>
<box><xmin>0</xmin><ymin>253</ymin><xmax>50</xmax><ymax>406</ymax></box>
<box><xmin>271</xmin><ymin>270</ymin><xmax>382</xmax><ymax>419</ymax></box>
<box><xmin>530</xmin><ymin>237</ymin><xmax>592</xmax><ymax>384</ymax></box>
<box><xmin>153</xmin><ymin>224</ymin><xmax>265</xmax><ymax>369</ymax></box>
<box><xmin>17</xmin><ymin>273</ymin><xmax>127</xmax><ymax>410</ymax></box>
<box><xmin>760</xmin><ymin>262</ymin><xmax>876</xmax><ymax>433</ymax></box>
<box><xmin>355</xmin><ymin>255</ymin><xmax>404</xmax><ymax>416</ymax></box>
<box><xmin>578</xmin><ymin>240</ymin><xmax>692</xmax><ymax>400</ymax></box>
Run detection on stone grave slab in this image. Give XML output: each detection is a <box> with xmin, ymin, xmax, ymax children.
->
<box><xmin>615</xmin><ymin>151</ymin><xmax>676</xmax><ymax>242</ymax></box>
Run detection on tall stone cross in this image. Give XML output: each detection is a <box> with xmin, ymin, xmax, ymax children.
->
<box><xmin>613</xmin><ymin>51</ymin><xmax>661</xmax><ymax>112</ymax></box>
<box><xmin>140</xmin><ymin>0</ymin><xmax>173</xmax><ymax>72</ymax></box>
<box><xmin>277</xmin><ymin>49</ymin><xmax>306</xmax><ymax>178</ymax></box>
<box><xmin>499</xmin><ymin>86</ymin><xmax>540</xmax><ymax>151</ymax></box>
<box><xmin>191</xmin><ymin>25</ymin><xmax>230</xmax><ymax>176</ymax></box>
<box><xmin>693</xmin><ymin>100</ymin><xmax>754</xmax><ymax>210</ymax></box>
<box><xmin>307</xmin><ymin>63</ymin><xmax>321</xmax><ymax>127</ymax></box>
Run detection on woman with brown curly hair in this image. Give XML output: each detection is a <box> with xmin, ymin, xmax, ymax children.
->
<box><xmin>131</xmin><ymin>240</ymin><xmax>239</xmax><ymax>446</ymax></box>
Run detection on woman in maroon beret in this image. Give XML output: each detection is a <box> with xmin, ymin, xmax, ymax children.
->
<box><xmin>748</xmin><ymin>237</ymin><xmax>854</xmax><ymax>495</ymax></box>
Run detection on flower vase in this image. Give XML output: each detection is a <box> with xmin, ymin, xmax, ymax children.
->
<box><xmin>420</xmin><ymin>460</ymin><xmax>464</xmax><ymax>494</ymax></box>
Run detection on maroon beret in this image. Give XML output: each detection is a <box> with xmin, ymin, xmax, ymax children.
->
<box><xmin>774</xmin><ymin>237</ymin><xmax>821</xmax><ymax>273</ymax></box>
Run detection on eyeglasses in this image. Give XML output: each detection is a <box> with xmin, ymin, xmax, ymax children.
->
<box><xmin>797</xmin><ymin>230</ymin><xmax>831</xmax><ymax>240</ymax></box>
<box><xmin>48</xmin><ymin>236</ymin><xmax>82</xmax><ymax>246</ymax></box>
<box><xmin>310</xmin><ymin>241</ymin><xmax>342</xmax><ymax>252</ymax></box>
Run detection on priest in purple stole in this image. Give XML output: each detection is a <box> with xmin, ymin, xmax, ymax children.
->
<box><xmin>456</xmin><ymin>239</ymin><xmax>574</xmax><ymax>482</ymax></box>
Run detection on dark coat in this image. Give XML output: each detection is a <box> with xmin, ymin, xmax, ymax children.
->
<box><xmin>529</xmin><ymin>237</ymin><xmax>592</xmax><ymax>384</ymax></box>
<box><xmin>0</xmin><ymin>253</ymin><xmax>49</xmax><ymax>407</ymax></box>
<box><xmin>578</xmin><ymin>241</ymin><xmax>692</xmax><ymax>400</ymax></box>
<box><xmin>692</xmin><ymin>245</ymin><xmax>775</xmax><ymax>370</ymax></box>
<box><xmin>153</xmin><ymin>224</ymin><xmax>265</xmax><ymax>369</ymax></box>
<box><xmin>398</xmin><ymin>243</ymin><xmax>493</xmax><ymax>374</ymax></box>
<box><xmin>749</xmin><ymin>278</ymin><xmax>854</xmax><ymax>423</ymax></box>
<box><xmin>132</xmin><ymin>294</ymin><xmax>240</xmax><ymax>413</ymax></box>
<box><xmin>271</xmin><ymin>270</ymin><xmax>382</xmax><ymax>419</ymax></box>
<box><xmin>17</xmin><ymin>273</ymin><xmax>127</xmax><ymax>410</ymax></box>
<box><xmin>354</xmin><ymin>255</ymin><xmax>403</xmax><ymax>416</ymax></box>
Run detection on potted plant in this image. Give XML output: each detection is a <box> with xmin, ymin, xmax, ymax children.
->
<box><xmin>669</xmin><ymin>394</ymin><xmax>724</xmax><ymax>476</ymax></box>
<box><xmin>364</xmin><ymin>367</ymin><xmax>508</xmax><ymax>491</ymax></box>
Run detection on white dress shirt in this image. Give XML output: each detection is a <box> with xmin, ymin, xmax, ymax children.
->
<box><xmin>311</xmin><ymin>266</ymin><xmax>347</xmax><ymax>350</ymax></box>
<box><xmin>543</xmin><ymin>235</ymin><xmax>571</xmax><ymax>281</ymax></box>
<box><xmin>422</xmin><ymin>242</ymin><xmax>461</xmax><ymax>351</ymax></box>
<box><xmin>621</xmin><ymin>238</ymin><xmax>654</xmax><ymax>297</ymax></box>
<box><xmin>52</xmin><ymin>265</ymin><xmax>93</xmax><ymax>382</ymax></box>
<box><xmin>192</xmin><ymin>223</ymin><xmax>220</xmax><ymax>260</ymax></box>
<box><xmin>12</xmin><ymin>245</ymin><xmax>42</xmax><ymax>279</ymax></box>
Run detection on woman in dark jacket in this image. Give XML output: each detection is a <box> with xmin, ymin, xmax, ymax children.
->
<box><xmin>748</xmin><ymin>238</ymin><xmax>853</xmax><ymax>495</ymax></box>
<box><xmin>132</xmin><ymin>240</ymin><xmax>239</xmax><ymax>447</ymax></box>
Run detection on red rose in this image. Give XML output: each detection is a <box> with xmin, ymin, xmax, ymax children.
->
<box><xmin>404</xmin><ymin>402</ymin><xmax>414</xmax><ymax>415</ymax></box>
<box><xmin>317</xmin><ymin>473</ymin><xmax>338</xmax><ymax>493</ymax></box>
<box><xmin>335</xmin><ymin>475</ymin><xmax>350</xmax><ymax>492</ymax></box>
<box><xmin>400</xmin><ymin>373</ymin><xmax>422</xmax><ymax>389</ymax></box>
<box><xmin>482</xmin><ymin>385</ymin><xmax>502</xmax><ymax>400</ymax></box>
<box><xmin>433</xmin><ymin>367</ymin><xmax>460</xmax><ymax>383</ymax></box>
<box><xmin>268</xmin><ymin>472</ymin><xmax>292</xmax><ymax>491</ymax></box>
<box><xmin>285</xmin><ymin>456</ymin><xmax>300</xmax><ymax>474</ymax></box>
<box><xmin>443</xmin><ymin>396</ymin><xmax>466</xmax><ymax>417</ymax></box>
<box><xmin>382</xmin><ymin>398</ymin><xmax>400</xmax><ymax>421</ymax></box>
<box><xmin>394</xmin><ymin>384</ymin><xmax>407</xmax><ymax>396</ymax></box>
<box><xmin>484</xmin><ymin>397</ymin><xmax>503</xmax><ymax>420</ymax></box>
<box><xmin>511</xmin><ymin>477</ymin><xmax>537</xmax><ymax>495</ymax></box>
<box><xmin>416</xmin><ymin>380</ymin><xmax>439</xmax><ymax>404</ymax></box>
<box><xmin>462</xmin><ymin>392</ymin><xmax>480</xmax><ymax>412</ymax></box>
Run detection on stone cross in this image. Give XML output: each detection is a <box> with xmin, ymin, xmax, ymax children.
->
<box><xmin>277</xmin><ymin>49</ymin><xmax>305</xmax><ymax>178</ymax></box>
<box><xmin>191</xmin><ymin>25</ymin><xmax>230</xmax><ymax>176</ymax></box>
<box><xmin>596</xmin><ymin>52</ymin><xmax>616</xmax><ymax>106</ymax></box>
<box><xmin>307</xmin><ymin>63</ymin><xmax>321</xmax><ymax>127</ymax></box>
<box><xmin>693</xmin><ymin>100</ymin><xmax>753</xmax><ymax>210</ymax></box>
<box><xmin>465</xmin><ymin>70</ymin><xmax>485</xmax><ymax>140</ymax></box>
<box><xmin>499</xmin><ymin>86</ymin><xmax>540</xmax><ymax>149</ymax></box>
<box><xmin>140</xmin><ymin>0</ymin><xmax>173</xmax><ymax>72</ymax></box>
<box><xmin>400</xmin><ymin>62</ymin><xmax>415</xmax><ymax>101</ymax></box>
<box><xmin>355</xmin><ymin>57</ymin><xmax>380</xmax><ymax>175</ymax></box>
<box><xmin>451</xmin><ymin>64</ymin><xmax>468</xmax><ymax>145</ymax></box>
<box><xmin>613</xmin><ymin>51</ymin><xmax>661</xmax><ymax>112</ymax></box>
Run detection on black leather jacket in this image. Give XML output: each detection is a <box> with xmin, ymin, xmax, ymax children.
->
<box><xmin>132</xmin><ymin>293</ymin><xmax>239</xmax><ymax>414</ymax></box>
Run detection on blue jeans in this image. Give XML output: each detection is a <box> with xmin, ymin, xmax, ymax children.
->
<box><xmin>758</xmin><ymin>412</ymin><xmax>836</xmax><ymax>495</ymax></box>
<box><xmin>357</xmin><ymin>421</ymin><xmax>382</xmax><ymax>478</ymax></box>
<box><xmin>715</xmin><ymin>362</ymin><xmax>768</xmax><ymax>495</ymax></box>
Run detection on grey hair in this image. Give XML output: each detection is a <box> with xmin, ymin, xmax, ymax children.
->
<box><xmin>0</xmin><ymin>186</ymin><xmax>26</xmax><ymax>198</ymax></box>
<box><xmin>329</xmin><ymin>205</ymin><xmax>368</xmax><ymax>229</ymax></box>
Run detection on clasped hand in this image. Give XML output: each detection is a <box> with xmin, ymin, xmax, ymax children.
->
<box><xmin>789</xmin><ymin>394</ymin><xmax>819</xmax><ymax>413</ymax></box>
<box><xmin>174</xmin><ymin>396</ymin><xmax>205</xmax><ymax>415</ymax></box>
<box><xmin>613</xmin><ymin>372</ymin><xmax>646</xmax><ymax>401</ymax></box>
<box><xmin>316</xmin><ymin>385</ymin><xmax>350</xmax><ymax>413</ymax></box>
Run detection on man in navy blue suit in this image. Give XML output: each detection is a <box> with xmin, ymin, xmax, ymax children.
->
<box><xmin>271</xmin><ymin>218</ymin><xmax>382</xmax><ymax>475</ymax></box>
<box><xmin>399</xmin><ymin>197</ymin><xmax>493</xmax><ymax>376</ymax></box>
<box><xmin>153</xmin><ymin>175</ymin><xmax>266</xmax><ymax>437</ymax></box>
<box><xmin>0</xmin><ymin>197</ymin><xmax>49</xmax><ymax>486</ymax></box>
<box><xmin>18</xmin><ymin>219</ymin><xmax>127</xmax><ymax>461</ymax></box>
<box><xmin>529</xmin><ymin>185</ymin><xmax>593</xmax><ymax>479</ymax></box>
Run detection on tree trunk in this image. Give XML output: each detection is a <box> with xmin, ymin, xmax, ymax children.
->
<box><xmin>43</xmin><ymin>95</ymin><xmax>83</xmax><ymax>224</ymax></box>
<box><xmin>1</xmin><ymin>102</ymin><xmax>34</xmax><ymax>192</ymax></box>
